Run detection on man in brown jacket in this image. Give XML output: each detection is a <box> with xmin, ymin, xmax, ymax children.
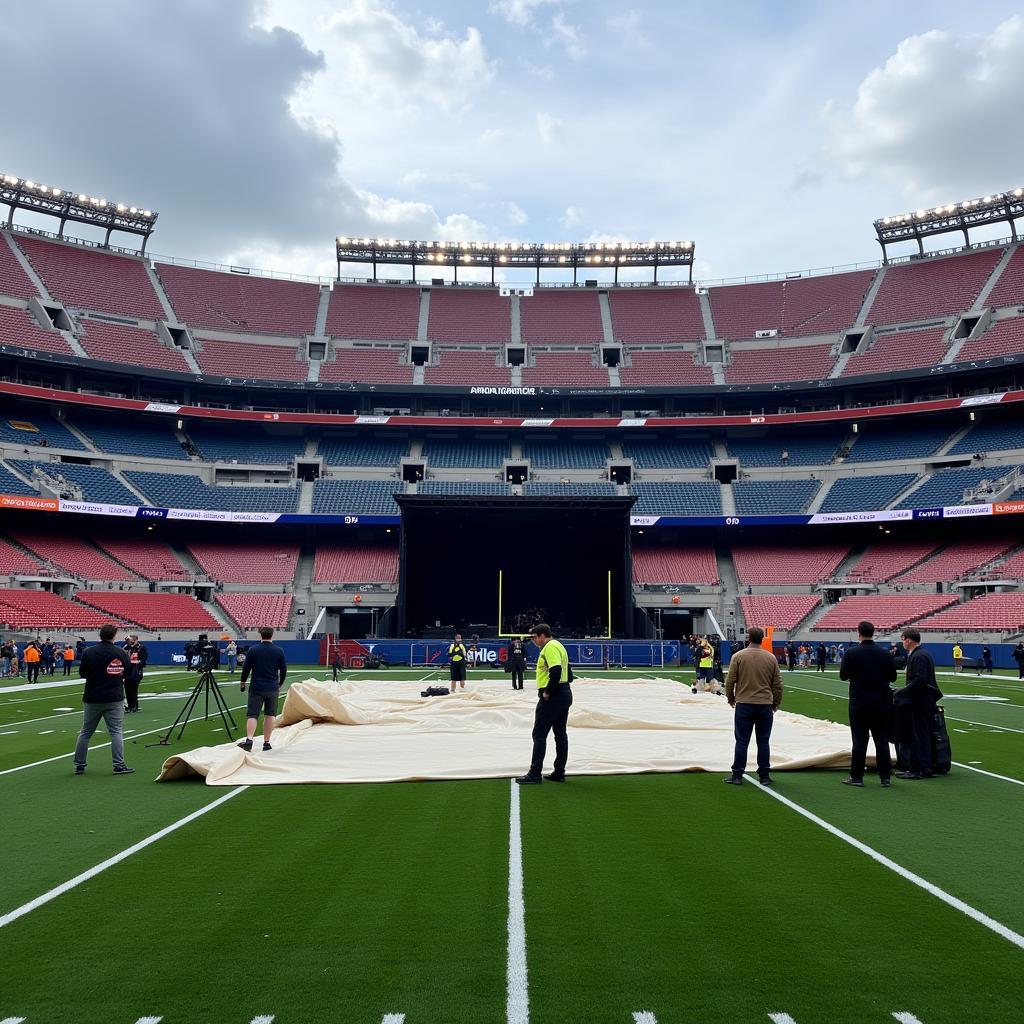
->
<box><xmin>724</xmin><ymin>627</ymin><xmax>784</xmax><ymax>786</ymax></box>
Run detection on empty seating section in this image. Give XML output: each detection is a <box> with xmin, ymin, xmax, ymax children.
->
<box><xmin>709</xmin><ymin>271</ymin><xmax>874</xmax><ymax>339</ymax></box>
<box><xmin>187</xmin><ymin>426</ymin><xmax>305</xmax><ymax>464</ymax></box>
<box><xmin>423</xmin><ymin>347</ymin><xmax>509</xmax><ymax>385</ymax></box>
<box><xmin>125</xmin><ymin>472</ymin><xmax>298</xmax><ymax>512</ymax></box>
<box><xmin>948</xmin><ymin>420</ymin><xmax>1024</xmax><ymax>455</ymax></box>
<box><xmin>77</xmin><ymin>592</ymin><xmax>221</xmax><ymax>630</ymax></box>
<box><xmin>846</xmin><ymin>425</ymin><xmax>952</xmax><ymax>462</ymax></box>
<box><xmin>523</xmin><ymin>482</ymin><xmax>616</xmax><ymax>495</ymax></box>
<box><xmin>525</xmin><ymin>439</ymin><xmax>608</xmax><ymax>469</ymax></box>
<box><xmin>0</xmin><ymin>589</ymin><xmax>112</xmax><ymax>629</ymax></box>
<box><xmin>618</xmin><ymin>349</ymin><xmax>714</xmax><ymax>386</ymax></box>
<box><xmin>77</xmin><ymin>320</ymin><xmax>190</xmax><ymax>373</ymax></box>
<box><xmin>896</xmin><ymin>467</ymin><xmax>1003</xmax><ymax>508</ymax></box>
<box><xmin>866</xmin><ymin>248</ymin><xmax>1004</xmax><ymax>325</ymax></box>
<box><xmin>985</xmin><ymin>245</ymin><xmax>1024</xmax><ymax>308</ymax></box>
<box><xmin>94</xmin><ymin>538</ymin><xmax>188</xmax><ymax>581</ymax></box>
<box><xmin>17</xmin><ymin>236</ymin><xmax>164</xmax><ymax>318</ymax></box>
<box><xmin>896</xmin><ymin>539</ymin><xmax>1016</xmax><ymax>583</ymax></box>
<box><xmin>842</xmin><ymin>327</ymin><xmax>949</xmax><ymax>377</ymax></box>
<box><xmin>955</xmin><ymin>317</ymin><xmax>1024</xmax><ymax>361</ymax></box>
<box><xmin>0</xmin><ymin>415</ymin><xmax>85</xmax><ymax>451</ymax></box>
<box><xmin>845</xmin><ymin>540</ymin><xmax>940</xmax><ymax>583</ymax></box>
<box><xmin>990</xmin><ymin>548</ymin><xmax>1024</xmax><ymax>579</ymax></box>
<box><xmin>418</xmin><ymin>481</ymin><xmax>510</xmax><ymax>495</ymax></box>
<box><xmin>11</xmin><ymin>532</ymin><xmax>136</xmax><ymax>581</ymax></box>
<box><xmin>732</xmin><ymin>545</ymin><xmax>848</xmax><ymax>585</ymax></box>
<box><xmin>188</xmin><ymin>541</ymin><xmax>298</xmax><ymax>584</ymax></box>
<box><xmin>427</xmin><ymin>288</ymin><xmax>511</xmax><ymax>343</ymax></box>
<box><xmin>727</xmin><ymin>433</ymin><xmax>843</xmax><ymax>467</ymax></box>
<box><xmin>0</xmin><ymin>465</ymin><xmax>38</xmax><ymax>496</ymax></box>
<box><xmin>327</xmin><ymin>285</ymin><xmax>419</xmax><ymax>340</ymax></box>
<box><xmin>608</xmin><ymin>288</ymin><xmax>704</xmax><ymax>343</ymax></box>
<box><xmin>813</xmin><ymin>594</ymin><xmax>958</xmax><ymax>632</ymax></box>
<box><xmin>521</xmin><ymin>350</ymin><xmax>609</xmax><ymax>385</ymax></box>
<box><xmin>156</xmin><ymin>264</ymin><xmax>318</xmax><ymax>336</ymax></box>
<box><xmin>194</xmin><ymin>338</ymin><xmax>306</xmax><ymax>381</ymax></box>
<box><xmin>312</xmin><ymin>479</ymin><xmax>400</xmax><ymax>515</ymax></box>
<box><xmin>11</xmin><ymin>461</ymin><xmax>137</xmax><ymax>504</ymax></box>
<box><xmin>318</xmin><ymin>436</ymin><xmax>409</xmax><ymax>466</ymax></box>
<box><xmin>739</xmin><ymin>595</ymin><xmax>820</xmax><ymax>630</ymax></box>
<box><xmin>320</xmin><ymin>345</ymin><xmax>414</xmax><ymax>383</ymax></box>
<box><xmin>915</xmin><ymin>594</ymin><xmax>1024</xmax><ymax>632</ymax></box>
<box><xmin>732</xmin><ymin>480</ymin><xmax>820</xmax><ymax>513</ymax></box>
<box><xmin>313</xmin><ymin>544</ymin><xmax>398</xmax><ymax>583</ymax></box>
<box><xmin>629</xmin><ymin>483</ymin><xmax>722</xmax><ymax>515</ymax></box>
<box><xmin>632</xmin><ymin>546</ymin><xmax>719</xmax><ymax>585</ymax></box>
<box><xmin>621</xmin><ymin>438</ymin><xmax>713</xmax><ymax>469</ymax></box>
<box><xmin>71</xmin><ymin>415</ymin><xmax>184</xmax><ymax>460</ymax></box>
<box><xmin>0</xmin><ymin>234</ymin><xmax>37</xmax><ymax>298</ymax></box>
<box><xmin>0</xmin><ymin>303</ymin><xmax>74</xmax><ymax>354</ymax></box>
<box><xmin>216</xmin><ymin>593</ymin><xmax>292</xmax><ymax>629</ymax></box>
<box><xmin>817</xmin><ymin>474</ymin><xmax>918</xmax><ymax>513</ymax></box>
<box><xmin>724</xmin><ymin>343</ymin><xmax>836</xmax><ymax>383</ymax></box>
<box><xmin>423</xmin><ymin>439</ymin><xmax>509</xmax><ymax>468</ymax></box>
<box><xmin>0</xmin><ymin>538</ymin><xmax>47</xmax><ymax>576</ymax></box>
<box><xmin>520</xmin><ymin>290</ymin><xmax>603</xmax><ymax>344</ymax></box>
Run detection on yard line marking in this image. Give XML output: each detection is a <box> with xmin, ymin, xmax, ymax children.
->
<box><xmin>953</xmin><ymin>761</ymin><xmax>1024</xmax><ymax>787</ymax></box>
<box><xmin>250</xmin><ymin>1017</ymin><xmax>275</xmax><ymax>1024</ymax></box>
<box><xmin>381</xmin><ymin>1015</ymin><xmax>406</xmax><ymax>1023</ymax></box>
<box><xmin>633</xmin><ymin>1012</ymin><xmax>658</xmax><ymax>1023</ymax></box>
<box><xmin>0</xmin><ymin>1017</ymin><xmax>27</xmax><ymax>1023</ymax></box>
<box><xmin>136</xmin><ymin>1017</ymin><xmax>163</xmax><ymax>1023</ymax></box>
<box><xmin>768</xmin><ymin>1015</ymin><xmax>798</xmax><ymax>1024</ymax></box>
<box><xmin>892</xmin><ymin>1014</ymin><xmax>925</xmax><ymax>1024</ymax></box>
<box><xmin>507</xmin><ymin>778</ymin><xmax>529</xmax><ymax>1024</ymax></box>
<box><xmin>0</xmin><ymin>787</ymin><xmax>247</xmax><ymax>930</ymax></box>
<box><xmin>748</xmin><ymin>776</ymin><xmax>1024</xmax><ymax>951</ymax></box>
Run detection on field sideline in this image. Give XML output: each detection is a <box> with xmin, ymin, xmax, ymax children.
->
<box><xmin>2</xmin><ymin>664</ymin><xmax>1023</xmax><ymax>1023</ymax></box>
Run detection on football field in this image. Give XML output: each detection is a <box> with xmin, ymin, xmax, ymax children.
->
<box><xmin>2</xmin><ymin>664</ymin><xmax>1023</xmax><ymax>1023</ymax></box>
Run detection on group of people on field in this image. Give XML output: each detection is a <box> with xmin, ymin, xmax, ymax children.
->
<box><xmin>1</xmin><ymin>637</ymin><xmax>80</xmax><ymax>680</ymax></box>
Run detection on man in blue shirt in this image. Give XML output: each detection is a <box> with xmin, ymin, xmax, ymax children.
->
<box><xmin>238</xmin><ymin>626</ymin><xmax>287</xmax><ymax>753</ymax></box>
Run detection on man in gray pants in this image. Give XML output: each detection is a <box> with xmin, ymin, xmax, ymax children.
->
<box><xmin>73</xmin><ymin>623</ymin><xmax>134</xmax><ymax>776</ymax></box>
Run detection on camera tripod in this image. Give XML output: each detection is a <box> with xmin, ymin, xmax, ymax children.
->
<box><xmin>148</xmin><ymin>666</ymin><xmax>237</xmax><ymax>747</ymax></box>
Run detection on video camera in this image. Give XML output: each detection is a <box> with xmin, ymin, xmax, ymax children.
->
<box><xmin>196</xmin><ymin>633</ymin><xmax>217</xmax><ymax>671</ymax></box>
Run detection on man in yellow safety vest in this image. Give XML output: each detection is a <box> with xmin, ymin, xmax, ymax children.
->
<box><xmin>515</xmin><ymin>623</ymin><xmax>573</xmax><ymax>785</ymax></box>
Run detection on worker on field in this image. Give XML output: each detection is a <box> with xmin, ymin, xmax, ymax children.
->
<box><xmin>73</xmin><ymin>623</ymin><xmax>133</xmax><ymax>776</ymax></box>
<box><xmin>894</xmin><ymin>628</ymin><xmax>942</xmax><ymax>780</ymax></box>
<box><xmin>952</xmin><ymin>642</ymin><xmax>963</xmax><ymax>674</ymax></box>
<box><xmin>63</xmin><ymin>642</ymin><xmax>75</xmax><ymax>676</ymax></box>
<box><xmin>507</xmin><ymin>635</ymin><xmax>527</xmax><ymax>691</ymax></box>
<box><xmin>693</xmin><ymin>638</ymin><xmax>715</xmax><ymax>693</ymax></box>
<box><xmin>815</xmin><ymin>642</ymin><xmax>827</xmax><ymax>673</ymax></box>
<box><xmin>238</xmin><ymin>626</ymin><xmax>288</xmax><ymax>753</ymax></box>
<box><xmin>724</xmin><ymin>627</ymin><xmax>783</xmax><ymax>786</ymax></box>
<box><xmin>24</xmin><ymin>640</ymin><xmax>42</xmax><ymax>684</ymax></box>
<box><xmin>122</xmin><ymin>634</ymin><xmax>148</xmax><ymax>713</ymax></box>
<box><xmin>839</xmin><ymin>620</ymin><xmax>896</xmax><ymax>788</ymax></box>
<box><xmin>1014</xmin><ymin>642</ymin><xmax>1024</xmax><ymax>680</ymax></box>
<box><xmin>516</xmin><ymin>623</ymin><xmax>573</xmax><ymax>785</ymax></box>
<box><xmin>447</xmin><ymin>632</ymin><xmax>469</xmax><ymax>693</ymax></box>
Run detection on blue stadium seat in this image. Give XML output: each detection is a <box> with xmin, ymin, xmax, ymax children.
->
<box><xmin>620</xmin><ymin>439</ymin><xmax>713</xmax><ymax>469</ymax></box>
<box><xmin>319</xmin><ymin>436</ymin><xmax>409</xmax><ymax>466</ymax></box>
<box><xmin>523</xmin><ymin>482</ymin><xmax>617</xmax><ymax>496</ymax></box>
<box><xmin>0</xmin><ymin>463</ymin><xmax>38</xmax><ymax>496</ymax></box>
<box><xmin>846</xmin><ymin>425</ymin><xmax>953</xmax><ymax>463</ymax></box>
<box><xmin>629</xmin><ymin>482</ymin><xmax>722</xmax><ymax>515</ymax></box>
<box><xmin>71</xmin><ymin>415</ymin><xmax>185</xmax><ymax>460</ymax></box>
<box><xmin>896</xmin><ymin>466</ymin><xmax>1009</xmax><ymax>508</ymax></box>
<box><xmin>187</xmin><ymin>426</ymin><xmax>306</xmax><ymax>464</ymax></box>
<box><xmin>312</xmin><ymin>479</ymin><xmax>401</xmax><ymax>514</ymax></box>
<box><xmin>732</xmin><ymin>479</ymin><xmax>820</xmax><ymax>513</ymax></box>
<box><xmin>947</xmin><ymin>421</ymin><xmax>1024</xmax><ymax>456</ymax></box>
<box><xmin>422</xmin><ymin>439</ymin><xmax>510</xmax><ymax>468</ymax></box>
<box><xmin>11</xmin><ymin>461</ymin><xmax>138</xmax><ymax>505</ymax></box>
<box><xmin>727</xmin><ymin>433</ymin><xmax>844</xmax><ymax>467</ymax></box>
<box><xmin>817</xmin><ymin>473</ymin><xmax>918</xmax><ymax>513</ymax></box>
<box><xmin>524</xmin><ymin>439</ymin><xmax>609</xmax><ymax>469</ymax></box>
<box><xmin>126</xmin><ymin>471</ymin><xmax>298</xmax><ymax>512</ymax></box>
<box><xmin>0</xmin><ymin>415</ymin><xmax>86</xmax><ymax>451</ymax></box>
<box><xmin>418</xmin><ymin>481</ymin><xmax>511</xmax><ymax>495</ymax></box>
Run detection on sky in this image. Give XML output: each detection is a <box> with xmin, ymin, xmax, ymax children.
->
<box><xmin>2</xmin><ymin>0</ymin><xmax>1023</xmax><ymax>285</ymax></box>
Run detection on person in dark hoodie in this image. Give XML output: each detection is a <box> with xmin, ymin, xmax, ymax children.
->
<box><xmin>73</xmin><ymin>624</ymin><xmax>133</xmax><ymax>776</ymax></box>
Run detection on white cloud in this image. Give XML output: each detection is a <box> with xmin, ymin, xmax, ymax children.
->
<box><xmin>536</xmin><ymin>111</ymin><xmax>563</xmax><ymax>145</ymax></box>
<box><xmin>399</xmin><ymin>169</ymin><xmax>486</xmax><ymax>192</ymax></box>
<box><xmin>607</xmin><ymin>10</ymin><xmax>647</xmax><ymax>48</ymax></box>
<box><xmin>825</xmin><ymin>17</ymin><xmax>1024</xmax><ymax>201</ymax></box>
<box><xmin>356</xmin><ymin>189</ymin><xmax>488</xmax><ymax>240</ymax></box>
<box><xmin>489</xmin><ymin>0</ymin><xmax>564</xmax><ymax>28</ymax></box>
<box><xmin>479</xmin><ymin>127</ymin><xmax>507</xmax><ymax>145</ymax></box>
<box><xmin>549</xmin><ymin>13</ymin><xmax>585</xmax><ymax>59</ymax></box>
<box><xmin>503</xmin><ymin>201</ymin><xmax>529</xmax><ymax>225</ymax></box>
<box><xmin>561</xmin><ymin>205</ymin><xmax>584</xmax><ymax>229</ymax></box>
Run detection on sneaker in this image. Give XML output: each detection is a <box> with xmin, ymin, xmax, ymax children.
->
<box><xmin>237</xmin><ymin>738</ymin><xmax>253</xmax><ymax>751</ymax></box>
<box><xmin>262</xmin><ymin>742</ymin><xmax>272</xmax><ymax>752</ymax></box>
<box><xmin>896</xmin><ymin>770</ymin><xmax>923</xmax><ymax>780</ymax></box>
<box><xmin>841</xmin><ymin>777</ymin><xmax>864</xmax><ymax>787</ymax></box>
<box><xmin>723</xmin><ymin>774</ymin><xmax>743</xmax><ymax>785</ymax></box>
<box><xmin>880</xmin><ymin>778</ymin><xmax>892</xmax><ymax>788</ymax></box>
<box><xmin>544</xmin><ymin>772</ymin><xmax>566</xmax><ymax>782</ymax></box>
<box><xmin>73</xmin><ymin>764</ymin><xmax>85</xmax><ymax>776</ymax></box>
<box><xmin>113</xmin><ymin>765</ymin><xmax>135</xmax><ymax>775</ymax></box>
<box><xmin>758</xmin><ymin>775</ymin><xmax>773</xmax><ymax>786</ymax></box>
<box><xmin>514</xmin><ymin>774</ymin><xmax>542</xmax><ymax>785</ymax></box>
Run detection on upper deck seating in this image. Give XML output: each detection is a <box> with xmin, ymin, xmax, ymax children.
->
<box><xmin>844</xmin><ymin>540</ymin><xmax>941</xmax><ymax>583</ymax></box>
<box><xmin>17</xmin><ymin>235</ymin><xmax>164</xmax><ymax>319</ymax></box>
<box><xmin>732</xmin><ymin>480</ymin><xmax>820</xmax><ymax>513</ymax></box>
<box><xmin>731</xmin><ymin>544</ymin><xmax>848</xmax><ymax>585</ymax></box>
<box><xmin>313</xmin><ymin>544</ymin><xmax>399</xmax><ymax>583</ymax></box>
<box><xmin>521</xmin><ymin>350</ymin><xmax>609</xmax><ymax>385</ymax></box>
<box><xmin>724</xmin><ymin>342</ymin><xmax>837</xmax><ymax>383</ymax></box>
<box><xmin>125</xmin><ymin>472</ymin><xmax>298</xmax><ymax>512</ymax></box>
<box><xmin>215</xmin><ymin>593</ymin><xmax>292</xmax><ymax>629</ymax></box>
<box><xmin>188</xmin><ymin>541</ymin><xmax>299</xmax><ymax>584</ymax></box>
<box><xmin>77</xmin><ymin>591</ymin><xmax>221</xmax><ymax>629</ymax></box>
<box><xmin>194</xmin><ymin>338</ymin><xmax>307</xmax><ymax>381</ymax></box>
<box><xmin>739</xmin><ymin>595</ymin><xmax>821</xmax><ymax>631</ymax></box>
<box><xmin>708</xmin><ymin>270</ymin><xmax>875</xmax><ymax>339</ymax></box>
<box><xmin>948</xmin><ymin>419</ymin><xmax>1024</xmax><ymax>455</ymax></box>
<box><xmin>426</xmin><ymin>288</ymin><xmax>511</xmax><ymax>343</ymax></box>
<box><xmin>0</xmin><ymin>589</ymin><xmax>113</xmax><ymax>629</ymax></box>
<box><xmin>0</xmin><ymin>464</ymin><xmax>40</xmax><ymax>496</ymax></box>
<box><xmin>608</xmin><ymin>288</ymin><xmax>705</xmax><ymax>343</ymax></box>
<box><xmin>520</xmin><ymin>289</ymin><xmax>604</xmax><ymax>344</ymax></box>
<box><xmin>621</xmin><ymin>438</ymin><xmax>713</xmax><ymax>469</ymax></box>
<box><xmin>842</xmin><ymin>326</ymin><xmax>949</xmax><ymax>377</ymax></box>
<box><xmin>0</xmin><ymin>415</ymin><xmax>85</xmax><ymax>451</ymax></box>
<box><xmin>326</xmin><ymin>285</ymin><xmax>420</xmax><ymax>340</ymax></box>
<box><xmin>319</xmin><ymin>345</ymin><xmax>414</xmax><ymax>383</ymax></box>
<box><xmin>632</xmin><ymin>546</ymin><xmax>719</xmax><ymax>585</ymax></box>
<box><xmin>866</xmin><ymin>248</ymin><xmax>1004</xmax><ymax>325</ymax></box>
<box><xmin>11</xmin><ymin>532</ymin><xmax>136</xmax><ymax>581</ymax></box>
<box><xmin>312</xmin><ymin>479</ymin><xmax>401</xmax><ymax>515</ymax></box>
<box><xmin>77</xmin><ymin>320</ymin><xmax>190</xmax><ymax>373</ymax></box>
<box><xmin>985</xmin><ymin>245</ymin><xmax>1024</xmax><ymax>308</ymax></box>
<box><xmin>0</xmin><ymin>234</ymin><xmax>38</xmax><ymax>298</ymax></box>
<box><xmin>629</xmin><ymin>483</ymin><xmax>722</xmax><ymax>515</ymax></box>
<box><xmin>896</xmin><ymin>467</ymin><xmax>1008</xmax><ymax>508</ymax></box>
<box><xmin>955</xmin><ymin>317</ymin><xmax>1024</xmax><ymax>361</ymax></box>
<box><xmin>71</xmin><ymin>414</ymin><xmax>185</xmax><ymax>461</ymax></box>
<box><xmin>817</xmin><ymin>474</ymin><xmax>918</xmax><ymax>513</ymax></box>
<box><xmin>156</xmin><ymin>264</ymin><xmax>319</xmax><ymax>336</ymax></box>
<box><xmin>727</xmin><ymin>432</ymin><xmax>844</xmax><ymax>467</ymax></box>
<box><xmin>93</xmin><ymin>538</ymin><xmax>188</xmax><ymax>581</ymax></box>
<box><xmin>423</xmin><ymin>347</ymin><xmax>510</xmax><ymax>385</ymax></box>
<box><xmin>896</xmin><ymin>539</ymin><xmax>1017</xmax><ymax>583</ymax></box>
<box><xmin>418</xmin><ymin>481</ymin><xmax>511</xmax><ymax>495</ymax></box>
<box><xmin>812</xmin><ymin>594</ymin><xmax>958</xmax><ymax>632</ymax></box>
<box><xmin>423</xmin><ymin>439</ymin><xmax>510</xmax><ymax>468</ymax></box>
<box><xmin>0</xmin><ymin>304</ymin><xmax>75</xmax><ymax>355</ymax></box>
<box><xmin>845</xmin><ymin>425</ymin><xmax>953</xmax><ymax>463</ymax></box>
<box><xmin>524</xmin><ymin>439</ymin><xmax>609</xmax><ymax>469</ymax></box>
<box><xmin>10</xmin><ymin>461</ymin><xmax>137</xmax><ymax>505</ymax></box>
<box><xmin>617</xmin><ymin>349</ymin><xmax>714</xmax><ymax>386</ymax></box>
<box><xmin>318</xmin><ymin>436</ymin><xmax>409</xmax><ymax>466</ymax></box>
<box><xmin>186</xmin><ymin>426</ymin><xmax>305</xmax><ymax>465</ymax></box>
<box><xmin>914</xmin><ymin>593</ymin><xmax>1024</xmax><ymax>632</ymax></box>
<box><xmin>523</xmin><ymin>482</ymin><xmax>617</xmax><ymax>496</ymax></box>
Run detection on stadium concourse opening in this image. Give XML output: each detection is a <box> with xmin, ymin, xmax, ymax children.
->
<box><xmin>395</xmin><ymin>494</ymin><xmax>635</xmax><ymax>638</ymax></box>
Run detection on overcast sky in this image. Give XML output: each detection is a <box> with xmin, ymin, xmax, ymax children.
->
<box><xmin>3</xmin><ymin>0</ymin><xmax>1023</xmax><ymax>284</ymax></box>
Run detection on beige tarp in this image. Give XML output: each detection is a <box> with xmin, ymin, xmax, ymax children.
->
<box><xmin>158</xmin><ymin>676</ymin><xmax>863</xmax><ymax>785</ymax></box>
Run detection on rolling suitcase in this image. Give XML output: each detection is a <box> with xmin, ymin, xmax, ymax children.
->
<box><xmin>930</xmin><ymin>705</ymin><xmax>952</xmax><ymax>775</ymax></box>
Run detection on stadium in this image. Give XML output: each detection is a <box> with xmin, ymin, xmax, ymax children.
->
<box><xmin>3</xmin><ymin>5</ymin><xmax>1024</xmax><ymax>1024</ymax></box>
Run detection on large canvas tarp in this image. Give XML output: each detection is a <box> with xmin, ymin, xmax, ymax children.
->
<box><xmin>158</xmin><ymin>677</ymin><xmax>863</xmax><ymax>785</ymax></box>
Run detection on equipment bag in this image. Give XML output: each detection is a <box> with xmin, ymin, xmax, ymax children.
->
<box><xmin>421</xmin><ymin>686</ymin><xmax>451</xmax><ymax>697</ymax></box>
<box><xmin>930</xmin><ymin>706</ymin><xmax>952</xmax><ymax>775</ymax></box>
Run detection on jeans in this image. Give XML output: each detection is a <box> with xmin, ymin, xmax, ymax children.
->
<box><xmin>731</xmin><ymin>703</ymin><xmax>774</xmax><ymax>776</ymax></box>
<box><xmin>74</xmin><ymin>701</ymin><xmax>126</xmax><ymax>769</ymax></box>
<box><xmin>849</xmin><ymin>697</ymin><xmax>893</xmax><ymax>781</ymax></box>
<box><xmin>529</xmin><ymin>684</ymin><xmax>572</xmax><ymax>776</ymax></box>
<box><xmin>227</xmin><ymin>655</ymin><xmax>237</xmax><ymax>673</ymax></box>
<box><xmin>0</xmin><ymin>656</ymin><xmax>8</xmax><ymax>677</ymax></box>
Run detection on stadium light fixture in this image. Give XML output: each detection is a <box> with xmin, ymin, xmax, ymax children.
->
<box><xmin>0</xmin><ymin>171</ymin><xmax>159</xmax><ymax>252</ymax></box>
<box><xmin>874</xmin><ymin>187</ymin><xmax>1024</xmax><ymax>261</ymax></box>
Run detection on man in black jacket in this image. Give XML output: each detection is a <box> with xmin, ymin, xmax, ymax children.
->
<box><xmin>122</xmin><ymin>634</ymin><xmax>148</xmax><ymax>713</ymax></box>
<box><xmin>238</xmin><ymin>626</ymin><xmax>287</xmax><ymax>753</ymax></box>
<box><xmin>507</xmin><ymin>636</ymin><xmax>527</xmax><ymax>691</ymax></box>
<box><xmin>72</xmin><ymin>624</ymin><xmax>133</xmax><ymax>776</ymax></box>
<box><xmin>839</xmin><ymin>621</ymin><xmax>896</xmax><ymax>788</ymax></box>
<box><xmin>895</xmin><ymin>627</ymin><xmax>942</xmax><ymax>779</ymax></box>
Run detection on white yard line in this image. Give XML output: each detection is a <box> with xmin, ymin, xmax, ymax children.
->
<box><xmin>506</xmin><ymin>778</ymin><xmax>529</xmax><ymax>1024</ymax></box>
<box><xmin>633</xmin><ymin>1013</ymin><xmax>658</xmax><ymax>1023</ymax></box>
<box><xmin>0</xmin><ymin>670</ymin><xmax>182</xmax><ymax>696</ymax></box>
<box><xmin>135</xmin><ymin>1017</ymin><xmax>163</xmax><ymax>1023</ymax></box>
<box><xmin>249</xmin><ymin>1017</ymin><xmax>275</xmax><ymax>1024</ymax></box>
<box><xmin>381</xmin><ymin>1015</ymin><xmax>406</xmax><ymax>1024</ymax></box>
<box><xmin>748</xmin><ymin>776</ymin><xmax>1024</xmax><ymax>951</ymax></box>
<box><xmin>892</xmin><ymin>1014</ymin><xmax>926</xmax><ymax>1024</ymax></box>
<box><xmin>952</xmin><ymin>761</ymin><xmax>1024</xmax><ymax>787</ymax></box>
<box><xmin>0</xmin><ymin>787</ymin><xmax>247</xmax><ymax>930</ymax></box>
<box><xmin>768</xmin><ymin>1015</ymin><xmax>798</xmax><ymax>1024</ymax></box>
